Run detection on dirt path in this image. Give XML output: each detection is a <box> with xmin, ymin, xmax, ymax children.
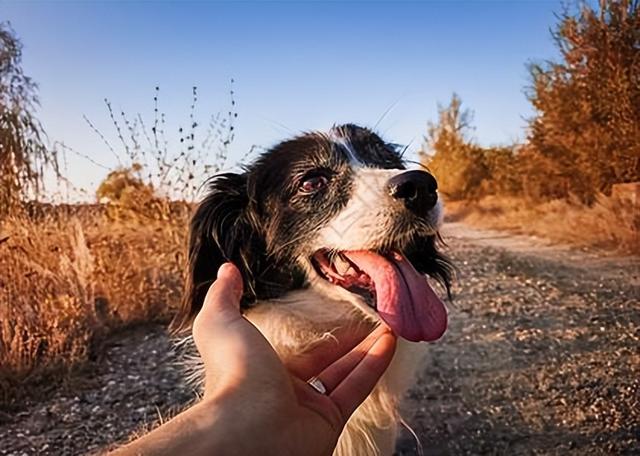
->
<box><xmin>397</xmin><ymin>223</ymin><xmax>639</xmax><ymax>455</ymax></box>
<box><xmin>1</xmin><ymin>223</ymin><xmax>638</xmax><ymax>455</ymax></box>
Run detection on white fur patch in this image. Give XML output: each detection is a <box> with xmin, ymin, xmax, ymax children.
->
<box><xmin>328</xmin><ymin>128</ymin><xmax>363</xmax><ymax>165</ymax></box>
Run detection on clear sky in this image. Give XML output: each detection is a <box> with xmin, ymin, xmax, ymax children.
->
<box><xmin>3</xmin><ymin>0</ymin><xmax>561</xmax><ymax>194</ymax></box>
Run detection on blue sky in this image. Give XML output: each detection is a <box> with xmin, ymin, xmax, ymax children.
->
<box><xmin>3</xmin><ymin>0</ymin><xmax>561</xmax><ymax>194</ymax></box>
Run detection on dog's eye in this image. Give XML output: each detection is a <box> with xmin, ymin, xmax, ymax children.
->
<box><xmin>300</xmin><ymin>174</ymin><xmax>329</xmax><ymax>193</ymax></box>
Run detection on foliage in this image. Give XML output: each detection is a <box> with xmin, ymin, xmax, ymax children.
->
<box><xmin>421</xmin><ymin>94</ymin><xmax>521</xmax><ymax>200</ymax></box>
<box><xmin>0</xmin><ymin>23</ymin><xmax>58</xmax><ymax>214</ymax></box>
<box><xmin>423</xmin><ymin>1</ymin><xmax>640</xmax><ymax>205</ymax></box>
<box><xmin>96</xmin><ymin>163</ymin><xmax>153</xmax><ymax>202</ymax></box>
<box><xmin>0</xmin><ymin>82</ymin><xmax>233</xmax><ymax>401</ymax></box>
<box><xmin>68</xmin><ymin>85</ymin><xmax>238</xmax><ymax>206</ymax></box>
<box><xmin>479</xmin><ymin>146</ymin><xmax>523</xmax><ymax>197</ymax></box>
<box><xmin>527</xmin><ymin>0</ymin><xmax>640</xmax><ymax>203</ymax></box>
<box><xmin>421</xmin><ymin>94</ymin><xmax>488</xmax><ymax>199</ymax></box>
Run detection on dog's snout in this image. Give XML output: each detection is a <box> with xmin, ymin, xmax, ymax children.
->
<box><xmin>387</xmin><ymin>170</ymin><xmax>438</xmax><ymax>215</ymax></box>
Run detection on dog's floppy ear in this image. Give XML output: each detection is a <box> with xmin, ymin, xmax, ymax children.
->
<box><xmin>171</xmin><ymin>172</ymin><xmax>254</xmax><ymax>333</ymax></box>
<box><xmin>406</xmin><ymin>234</ymin><xmax>455</xmax><ymax>300</ymax></box>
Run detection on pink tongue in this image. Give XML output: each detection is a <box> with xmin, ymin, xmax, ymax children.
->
<box><xmin>343</xmin><ymin>251</ymin><xmax>447</xmax><ymax>342</ymax></box>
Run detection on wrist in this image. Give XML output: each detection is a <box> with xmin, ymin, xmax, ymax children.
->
<box><xmin>108</xmin><ymin>399</ymin><xmax>226</xmax><ymax>456</ymax></box>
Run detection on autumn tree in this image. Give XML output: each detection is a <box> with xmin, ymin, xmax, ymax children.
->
<box><xmin>0</xmin><ymin>23</ymin><xmax>57</xmax><ymax>214</ymax></box>
<box><xmin>420</xmin><ymin>94</ymin><xmax>489</xmax><ymax>199</ymax></box>
<box><xmin>527</xmin><ymin>0</ymin><xmax>640</xmax><ymax>203</ymax></box>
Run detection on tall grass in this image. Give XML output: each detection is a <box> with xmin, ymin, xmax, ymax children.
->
<box><xmin>0</xmin><ymin>203</ymin><xmax>190</xmax><ymax>406</ymax></box>
<box><xmin>0</xmin><ymin>216</ymin><xmax>96</xmax><ymax>389</ymax></box>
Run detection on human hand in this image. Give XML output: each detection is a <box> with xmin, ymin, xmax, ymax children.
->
<box><xmin>111</xmin><ymin>262</ymin><xmax>396</xmax><ymax>456</ymax></box>
<box><xmin>193</xmin><ymin>262</ymin><xmax>397</xmax><ymax>455</ymax></box>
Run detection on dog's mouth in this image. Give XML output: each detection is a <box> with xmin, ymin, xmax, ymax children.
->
<box><xmin>311</xmin><ymin>249</ymin><xmax>447</xmax><ymax>342</ymax></box>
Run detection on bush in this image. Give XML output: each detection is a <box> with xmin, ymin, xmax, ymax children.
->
<box><xmin>423</xmin><ymin>1</ymin><xmax>640</xmax><ymax>206</ymax></box>
<box><xmin>421</xmin><ymin>95</ymin><xmax>524</xmax><ymax>200</ymax></box>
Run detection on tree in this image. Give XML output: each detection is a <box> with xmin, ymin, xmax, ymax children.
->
<box><xmin>527</xmin><ymin>0</ymin><xmax>640</xmax><ymax>203</ymax></box>
<box><xmin>421</xmin><ymin>94</ymin><xmax>488</xmax><ymax>199</ymax></box>
<box><xmin>0</xmin><ymin>22</ymin><xmax>57</xmax><ymax>214</ymax></box>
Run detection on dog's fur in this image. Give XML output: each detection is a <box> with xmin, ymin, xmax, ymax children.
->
<box><xmin>173</xmin><ymin>124</ymin><xmax>452</xmax><ymax>456</ymax></box>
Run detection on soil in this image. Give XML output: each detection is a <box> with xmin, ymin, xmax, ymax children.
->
<box><xmin>2</xmin><ymin>223</ymin><xmax>638</xmax><ymax>455</ymax></box>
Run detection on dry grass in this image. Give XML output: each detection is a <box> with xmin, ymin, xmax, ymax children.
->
<box><xmin>0</xmin><ymin>200</ymin><xmax>190</xmax><ymax>405</ymax></box>
<box><xmin>0</xmin><ymin>76</ymin><xmax>233</xmax><ymax>407</ymax></box>
<box><xmin>445</xmin><ymin>193</ymin><xmax>639</xmax><ymax>254</ymax></box>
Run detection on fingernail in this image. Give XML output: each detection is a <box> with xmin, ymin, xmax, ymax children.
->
<box><xmin>372</xmin><ymin>323</ymin><xmax>391</xmax><ymax>337</ymax></box>
<box><xmin>363</xmin><ymin>325</ymin><xmax>390</xmax><ymax>345</ymax></box>
<box><xmin>369</xmin><ymin>332</ymin><xmax>397</xmax><ymax>355</ymax></box>
<box><xmin>217</xmin><ymin>263</ymin><xmax>243</xmax><ymax>299</ymax></box>
<box><xmin>217</xmin><ymin>262</ymin><xmax>232</xmax><ymax>278</ymax></box>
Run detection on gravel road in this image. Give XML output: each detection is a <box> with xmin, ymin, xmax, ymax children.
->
<box><xmin>2</xmin><ymin>223</ymin><xmax>638</xmax><ymax>455</ymax></box>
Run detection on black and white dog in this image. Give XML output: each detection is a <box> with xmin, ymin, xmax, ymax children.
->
<box><xmin>174</xmin><ymin>124</ymin><xmax>452</xmax><ymax>456</ymax></box>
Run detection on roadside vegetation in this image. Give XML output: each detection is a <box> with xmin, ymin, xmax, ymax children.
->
<box><xmin>0</xmin><ymin>22</ymin><xmax>236</xmax><ymax>406</ymax></box>
<box><xmin>421</xmin><ymin>1</ymin><xmax>639</xmax><ymax>253</ymax></box>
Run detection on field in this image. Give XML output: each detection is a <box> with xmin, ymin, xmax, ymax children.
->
<box><xmin>3</xmin><ymin>192</ymin><xmax>635</xmax><ymax>406</ymax></box>
<box><xmin>1</xmin><ymin>221</ymin><xmax>637</xmax><ymax>455</ymax></box>
<box><xmin>0</xmin><ymin>202</ymin><xmax>189</xmax><ymax>407</ymax></box>
<box><xmin>1</xmin><ymin>188</ymin><xmax>638</xmax><ymax>455</ymax></box>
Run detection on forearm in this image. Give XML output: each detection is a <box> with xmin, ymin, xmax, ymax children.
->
<box><xmin>108</xmin><ymin>401</ymin><xmax>224</xmax><ymax>456</ymax></box>
<box><xmin>108</xmin><ymin>396</ymin><xmax>284</xmax><ymax>456</ymax></box>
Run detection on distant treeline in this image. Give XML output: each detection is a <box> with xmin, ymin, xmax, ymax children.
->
<box><xmin>422</xmin><ymin>0</ymin><xmax>640</xmax><ymax>204</ymax></box>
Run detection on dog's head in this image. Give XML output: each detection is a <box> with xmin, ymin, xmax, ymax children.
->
<box><xmin>173</xmin><ymin>124</ymin><xmax>453</xmax><ymax>341</ymax></box>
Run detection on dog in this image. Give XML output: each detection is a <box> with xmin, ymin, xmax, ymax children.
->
<box><xmin>173</xmin><ymin>124</ymin><xmax>452</xmax><ymax>456</ymax></box>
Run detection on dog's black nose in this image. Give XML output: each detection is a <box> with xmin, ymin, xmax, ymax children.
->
<box><xmin>387</xmin><ymin>170</ymin><xmax>438</xmax><ymax>216</ymax></box>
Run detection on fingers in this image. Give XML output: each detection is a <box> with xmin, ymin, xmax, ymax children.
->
<box><xmin>285</xmin><ymin>322</ymin><xmax>374</xmax><ymax>380</ymax></box>
<box><xmin>192</xmin><ymin>263</ymin><xmax>247</xmax><ymax>365</ymax></box>
<box><xmin>309</xmin><ymin>325</ymin><xmax>390</xmax><ymax>392</ymax></box>
<box><xmin>329</xmin><ymin>331</ymin><xmax>397</xmax><ymax>422</ymax></box>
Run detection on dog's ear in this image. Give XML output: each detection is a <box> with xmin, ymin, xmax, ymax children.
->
<box><xmin>171</xmin><ymin>173</ymin><xmax>254</xmax><ymax>333</ymax></box>
<box><xmin>406</xmin><ymin>234</ymin><xmax>455</xmax><ymax>300</ymax></box>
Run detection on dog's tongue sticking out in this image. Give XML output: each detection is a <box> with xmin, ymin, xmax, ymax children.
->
<box><xmin>343</xmin><ymin>251</ymin><xmax>447</xmax><ymax>342</ymax></box>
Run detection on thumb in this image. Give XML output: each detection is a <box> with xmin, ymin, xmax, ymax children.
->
<box><xmin>192</xmin><ymin>263</ymin><xmax>289</xmax><ymax>394</ymax></box>
<box><xmin>192</xmin><ymin>263</ymin><xmax>244</xmax><ymax>343</ymax></box>
<box><xmin>191</xmin><ymin>263</ymin><xmax>249</xmax><ymax>387</ymax></box>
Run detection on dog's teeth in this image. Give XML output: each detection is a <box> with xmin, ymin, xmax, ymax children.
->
<box><xmin>334</xmin><ymin>255</ymin><xmax>351</xmax><ymax>276</ymax></box>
